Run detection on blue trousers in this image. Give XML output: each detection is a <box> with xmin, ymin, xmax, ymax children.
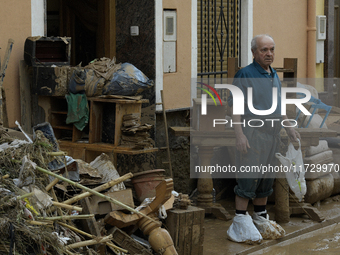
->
<box><xmin>234</xmin><ymin>120</ymin><xmax>281</xmax><ymax>200</ymax></box>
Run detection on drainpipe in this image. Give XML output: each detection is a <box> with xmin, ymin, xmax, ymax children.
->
<box><xmin>307</xmin><ymin>0</ymin><xmax>316</xmax><ymax>78</ymax></box>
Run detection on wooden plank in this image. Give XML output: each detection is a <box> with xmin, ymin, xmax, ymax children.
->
<box><xmin>198</xmin><ymin>208</ymin><xmax>205</xmax><ymax>255</ymax></box>
<box><xmin>297</xmin><ymin>128</ymin><xmax>337</xmax><ymax>137</ymax></box>
<box><xmin>167</xmin><ymin>209</ymin><xmax>180</xmax><ymax>253</ymax></box>
<box><xmin>89</xmin><ymin>101</ymin><xmax>103</xmax><ymax>143</ymax></box>
<box><xmin>59</xmin><ymin>144</ymin><xmax>85</xmax><ymax>161</ymax></box>
<box><xmin>19</xmin><ymin>60</ymin><xmax>32</xmax><ymax>133</ymax></box>
<box><xmin>273</xmin><ymin>68</ymin><xmax>295</xmax><ymax>73</ymax></box>
<box><xmin>166</xmin><ymin>206</ymin><xmax>205</xmax><ymax>255</ymax></box>
<box><xmin>184</xmin><ymin>210</ymin><xmax>193</xmax><ymax>254</ymax></box>
<box><xmin>72</xmin><ymin>125</ymin><xmax>82</xmax><ymax>142</ymax></box>
<box><xmin>98</xmin><ymin>94</ymin><xmax>143</xmax><ymax>100</ymax></box>
<box><xmin>177</xmin><ymin>210</ymin><xmax>186</xmax><ymax>254</ymax></box>
<box><xmin>227</xmin><ymin>57</ymin><xmax>239</xmax><ymax>78</ymax></box>
<box><xmin>192</xmin><ymin>206</ymin><xmax>205</xmax><ymax>225</ymax></box>
<box><xmin>88</xmin><ymin>97</ymin><xmax>146</xmax><ymax>104</ymax></box>
<box><xmin>113</xmin><ymin>146</ymin><xmax>158</xmax><ymax>155</ymax></box>
<box><xmin>190</xmin><ymin>128</ymin><xmax>337</xmax><ymax>138</ymax></box>
<box><xmin>170</xmin><ymin>126</ymin><xmax>191</xmax><ymax>136</ymax></box>
<box><xmin>83</xmin><ymin>189</ymin><xmax>134</xmax><ymax>215</ymax></box>
<box><xmin>283</xmin><ymin>58</ymin><xmax>298</xmax><ymax>80</ymax></box>
<box><xmin>59</xmin><ymin>141</ymin><xmax>115</xmax><ymax>151</ymax></box>
<box><xmin>191</xmin><ymin>224</ymin><xmax>201</xmax><ymax>255</ymax></box>
<box><xmin>79</xmin><ymin>197</ymin><xmax>106</xmax><ymax>255</ymax></box>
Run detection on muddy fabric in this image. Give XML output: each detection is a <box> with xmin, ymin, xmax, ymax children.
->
<box><xmin>84</xmin><ymin>69</ymin><xmax>105</xmax><ymax>97</ymax></box>
<box><xmin>83</xmin><ymin>57</ymin><xmax>121</xmax><ymax>96</ymax></box>
<box><xmin>65</xmin><ymin>93</ymin><xmax>89</xmax><ymax>131</ymax></box>
<box><xmin>84</xmin><ymin>57</ymin><xmax>121</xmax><ymax>81</ymax></box>
<box><xmin>234</xmin><ymin>120</ymin><xmax>281</xmax><ymax>200</ymax></box>
<box><xmin>69</xmin><ymin>68</ymin><xmax>86</xmax><ymax>94</ymax></box>
<box><xmin>252</xmin><ymin>211</ymin><xmax>285</xmax><ymax>239</ymax></box>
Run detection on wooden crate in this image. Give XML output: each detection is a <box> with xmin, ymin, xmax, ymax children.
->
<box><xmin>165</xmin><ymin>206</ymin><xmax>205</xmax><ymax>255</ymax></box>
<box><xmin>83</xmin><ymin>189</ymin><xmax>134</xmax><ymax>216</ymax></box>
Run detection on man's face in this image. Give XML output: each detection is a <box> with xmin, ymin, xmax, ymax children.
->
<box><xmin>252</xmin><ymin>36</ymin><xmax>275</xmax><ymax>70</ymax></box>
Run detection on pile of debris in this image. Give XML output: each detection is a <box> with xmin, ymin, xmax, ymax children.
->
<box><xmin>120</xmin><ymin>113</ymin><xmax>154</xmax><ymax>149</ymax></box>
<box><xmin>0</xmin><ymin>126</ymin><xmax>178</xmax><ymax>255</ymax></box>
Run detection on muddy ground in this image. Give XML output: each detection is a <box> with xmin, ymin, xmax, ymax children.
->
<box><xmin>202</xmin><ymin>137</ymin><xmax>340</xmax><ymax>254</ymax></box>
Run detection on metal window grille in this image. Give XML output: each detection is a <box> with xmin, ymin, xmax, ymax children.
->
<box><xmin>197</xmin><ymin>0</ymin><xmax>240</xmax><ymax>101</ymax></box>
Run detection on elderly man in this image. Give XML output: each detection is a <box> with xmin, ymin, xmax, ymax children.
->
<box><xmin>226</xmin><ymin>34</ymin><xmax>300</xmax><ymax>243</ymax></box>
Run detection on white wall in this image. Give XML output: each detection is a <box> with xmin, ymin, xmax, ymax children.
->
<box><xmin>31</xmin><ymin>0</ymin><xmax>46</xmax><ymax>36</ymax></box>
<box><xmin>240</xmin><ymin>0</ymin><xmax>253</xmax><ymax>67</ymax></box>
<box><xmin>155</xmin><ymin>0</ymin><xmax>163</xmax><ymax>111</ymax></box>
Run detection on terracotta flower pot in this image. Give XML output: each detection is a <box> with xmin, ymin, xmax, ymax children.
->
<box><xmin>131</xmin><ymin>169</ymin><xmax>166</xmax><ymax>203</ymax></box>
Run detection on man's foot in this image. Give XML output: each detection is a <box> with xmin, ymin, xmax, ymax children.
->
<box><xmin>252</xmin><ymin>211</ymin><xmax>285</xmax><ymax>240</ymax></box>
<box><xmin>227</xmin><ymin>213</ymin><xmax>263</xmax><ymax>244</ymax></box>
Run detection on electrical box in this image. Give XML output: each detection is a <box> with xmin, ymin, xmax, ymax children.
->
<box><xmin>130</xmin><ymin>26</ymin><xmax>139</xmax><ymax>36</ymax></box>
<box><xmin>163</xmin><ymin>10</ymin><xmax>177</xmax><ymax>41</ymax></box>
<box><xmin>316</xmin><ymin>15</ymin><xmax>326</xmax><ymax>63</ymax></box>
<box><xmin>163</xmin><ymin>10</ymin><xmax>177</xmax><ymax>73</ymax></box>
<box><xmin>316</xmin><ymin>15</ymin><xmax>326</xmax><ymax>40</ymax></box>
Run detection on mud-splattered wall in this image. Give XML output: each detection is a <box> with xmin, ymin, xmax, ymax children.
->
<box><xmin>115</xmin><ymin>0</ymin><xmax>157</xmax><ymax>177</ymax></box>
<box><xmin>155</xmin><ymin>110</ymin><xmax>194</xmax><ymax>194</ymax></box>
<box><xmin>115</xmin><ymin>0</ymin><xmax>155</xmax><ymax>81</ymax></box>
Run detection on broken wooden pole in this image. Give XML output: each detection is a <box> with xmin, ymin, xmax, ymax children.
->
<box><xmin>0</xmin><ymin>39</ymin><xmax>14</xmax><ymax>127</ymax></box>
<box><xmin>37</xmin><ymin>214</ymin><xmax>94</xmax><ymax>221</ymax></box>
<box><xmin>58</xmin><ymin>222</ymin><xmax>128</xmax><ymax>254</ymax></box>
<box><xmin>65</xmin><ymin>250</ymin><xmax>77</xmax><ymax>255</ymax></box>
<box><xmin>66</xmin><ymin>234</ymin><xmax>113</xmax><ymax>249</ymax></box>
<box><xmin>47</xmin><ymin>151</ymin><xmax>67</xmax><ymax>156</ymax></box>
<box><xmin>62</xmin><ymin>172</ymin><xmax>133</xmax><ymax>205</ymax></box>
<box><xmin>1</xmin><ymin>174</ymin><xmax>9</xmax><ymax>179</ymax></box>
<box><xmin>29</xmin><ymin>163</ymin><xmax>156</xmax><ymax>224</ymax></box>
<box><xmin>16</xmin><ymin>192</ymin><xmax>33</xmax><ymax>200</ymax></box>
<box><xmin>52</xmin><ymin>201</ymin><xmax>82</xmax><ymax>212</ymax></box>
<box><xmin>49</xmin><ymin>181</ymin><xmax>64</xmax><ymax>217</ymax></box>
<box><xmin>45</xmin><ymin>174</ymin><xmax>61</xmax><ymax>191</ymax></box>
<box><xmin>27</xmin><ymin>220</ymin><xmax>54</xmax><ymax>226</ymax></box>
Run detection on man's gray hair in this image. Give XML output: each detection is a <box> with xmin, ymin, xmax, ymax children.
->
<box><xmin>251</xmin><ymin>34</ymin><xmax>275</xmax><ymax>51</ymax></box>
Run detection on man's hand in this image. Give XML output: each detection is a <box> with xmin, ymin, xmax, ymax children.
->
<box><xmin>285</xmin><ymin>126</ymin><xmax>301</xmax><ymax>143</ymax></box>
<box><xmin>282</xmin><ymin>115</ymin><xmax>301</xmax><ymax>143</ymax></box>
<box><xmin>236</xmin><ymin>133</ymin><xmax>250</xmax><ymax>154</ymax></box>
<box><xmin>231</xmin><ymin>112</ymin><xmax>250</xmax><ymax>153</ymax></box>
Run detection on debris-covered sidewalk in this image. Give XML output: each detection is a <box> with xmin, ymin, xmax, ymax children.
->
<box><xmin>0</xmin><ymin>125</ymin><xmax>179</xmax><ymax>255</ymax></box>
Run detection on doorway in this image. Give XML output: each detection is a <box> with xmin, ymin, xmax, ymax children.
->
<box><xmin>46</xmin><ymin>0</ymin><xmax>115</xmax><ymax>66</ymax></box>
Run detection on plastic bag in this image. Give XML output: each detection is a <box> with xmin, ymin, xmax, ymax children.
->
<box><xmin>102</xmin><ymin>63</ymin><xmax>154</xmax><ymax>96</ymax></box>
<box><xmin>275</xmin><ymin>139</ymin><xmax>307</xmax><ymax>201</ymax></box>
<box><xmin>226</xmin><ymin>213</ymin><xmax>262</xmax><ymax>244</ymax></box>
<box><xmin>252</xmin><ymin>211</ymin><xmax>285</xmax><ymax>239</ymax></box>
<box><xmin>69</xmin><ymin>68</ymin><xmax>86</xmax><ymax>94</ymax></box>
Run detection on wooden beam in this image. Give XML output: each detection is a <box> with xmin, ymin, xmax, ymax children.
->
<box><xmin>19</xmin><ymin>60</ymin><xmax>32</xmax><ymax>133</ymax></box>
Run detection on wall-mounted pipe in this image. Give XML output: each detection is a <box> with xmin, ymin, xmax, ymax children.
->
<box><xmin>307</xmin><ymin>0</ymin><xmax>316</xmax><ymax>78</ymax></box>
